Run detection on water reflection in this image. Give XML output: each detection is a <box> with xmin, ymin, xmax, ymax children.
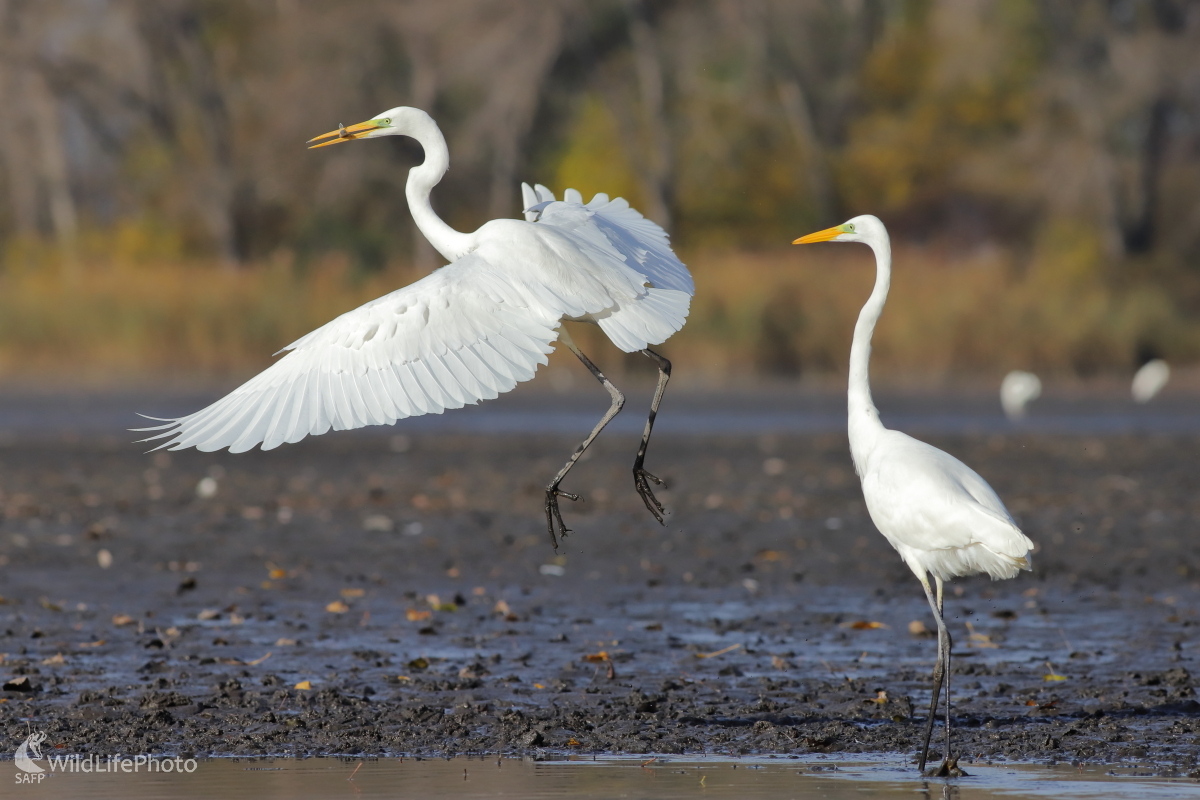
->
<box><xmin>6</xmin><ymin>755</ymin><xmax>1193</xmax><ymax>800</ymax></box>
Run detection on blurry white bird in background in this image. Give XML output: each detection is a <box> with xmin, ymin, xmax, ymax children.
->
<box><xmin>1000</xmin><ymin>370</ymin><xmax>1041</xmax><ymax>420</ymax></box>
<box><xmin>794</xmin><ymin>216</ymin><xmax>1034</xmax><ymax>777</ymax></box>
<box><xmin>1132</xmin><ymin>359</ymin><xmax>1170</xmax><ymax>404</ymax></box>
<box><xmin>138</xmin><ymin>106</ymin><xmax>694</xmax><ymax>548</ymax></box>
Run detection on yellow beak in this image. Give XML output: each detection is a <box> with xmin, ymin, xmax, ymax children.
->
<box><xmin>306</xmin><ymin>119</ymin><xmax>387</xmax><ymax>149</ymax></box>
<box><xmin>792</xmin><ymin>225</ymin><xmax>845</xmax><ymax>245</ymax></box>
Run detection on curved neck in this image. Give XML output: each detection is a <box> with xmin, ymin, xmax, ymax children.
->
<box><xmin>404</xmin><ymin>117</ymin><xmax>473</xmax><ymax>262</ymax></box>
<box><xmin>848</xmin><ymin>235</ymin><xmax>891</xmax><ymax>464</ymax></box>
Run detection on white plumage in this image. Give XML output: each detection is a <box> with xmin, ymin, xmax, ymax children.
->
<box><xmin>138</xmin><ymin>107</ymin><xmax>692</xmax><ymax>542</ymax></box>
<box><xmin>858</xmin><ymin>431</ymin><xmax>1032</xmax><ymax>582</ymax></box>
<box><xmin>795</xmin><ymin>215</ymin><xmax>1034</xmax><ymax>776</ymax></box>
<box><xmin>999</xmin><ymin>370</ymin><xmax>1041</xmax><ymax>420</ymax></box>
<box><xmin>1131</xmin><ymin>358</ymin><xmax>1170</xmax><ymax>404</ymax></box>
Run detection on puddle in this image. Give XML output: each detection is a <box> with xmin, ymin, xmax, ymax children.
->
<box><xmin>7</xmin><ymin>756</ymin><xmax>1199</xmax><ymax>799</ymax></box>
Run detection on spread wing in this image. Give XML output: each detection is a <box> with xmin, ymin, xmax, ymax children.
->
<box><xmin>522</xmin><ymin>183</ymin><xmax>693</xmax><ymax>352</ymax></box>
<box><xmin>136</xmin><ymin>251</ymin><xmax>562</xmax><ymax>453</ymax></box>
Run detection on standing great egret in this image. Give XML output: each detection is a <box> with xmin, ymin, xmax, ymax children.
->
<box><xmin>794</xmin><ymin>216</ymin><xmax>1034</xmax><ymax>775</ymax></box>
<box><xmin>1000</xmin><ymin>370</ymin><xmax>1041</xmax><ymax>420</ymax></box>
<box><xmin>138</xmin><ymin>107</ymin><xmax>694</xmax><ymax>548</ymax></box>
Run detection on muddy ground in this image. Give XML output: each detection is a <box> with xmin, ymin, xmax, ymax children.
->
<box><xmin>2</xmin><ymin>388</ymin><xmax>1200</xmax><ymax>774</ymax></box>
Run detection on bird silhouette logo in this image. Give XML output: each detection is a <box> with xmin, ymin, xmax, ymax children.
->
<box><xmin>15</xmin><ymin>731</ymin><xmax>48</xmax><ymax>773</ymax></box>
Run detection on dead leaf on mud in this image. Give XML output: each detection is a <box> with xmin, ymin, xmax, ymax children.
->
<box><xmin>294</xmin><ymin>680</ymin><xmax>312</xmax><ymax>690</ymax></box>
<box><xmin>908</xmin><ymin>620</ymin><xmax>934</xmax><ymax>637</ymax></box>
<box><xmin>405</xmin><ymin>609</ymin><xmax>432</xmax><ymax>622</ymax></box>
<box><xmin>41</xmin><ymin>653</ymin><xmax>66</xmax><ymax>666</ymax></box>
<box><xmin>842</xmin><ymin>620</ymin><xmax>887</xmax><ymax>630</ymax></box>
<box><xmin>567</xmin><ymin>737</ymin><xmax>581</xmax><ymax>746</ymax></box>
<box><xmin>77</xmin><ymin>640</ymin><xmax>105</xmax><ymax>648</ymax></box>
<box><xmin>966</xmin><ymin>622</ymin><xmax>999</xmax><ymax>648</ymax></box>
<box><xmin>326</xmin><ymin>601</ymin><xmax>350</xmax><ymax>614</ymax></box>
<box><xmin>870</xmin><ymin>690</ymin><xmax>888</xmax><ymax>704</ymax></box>
<box><xmin>275</xmin><ymin>638</ymin><xmax>298</xmax><ymax>646</ymax></box>
<box><xmin>583</xmin><ymin>651</ymin><xmax>610</xmax><ymax>662</ymax></box>
<box><xmin>112</xmin><ymin>614</ymin><xmax>136</xmax><ymax>626</ymax></box>
<box><xmin>340</xmin><ymin>588</ymin><xmax>365</xmax><ymax>599</ymax></box>
<box><xmin>696</xmin><ymin>643</ymin><xmax>742</xmax><ymax>659</ymax></box>
<box><xmin>771</xmin><ymin>655</ymin><xmax>792</xmax><ymax>670</ymax></box>
<box><xmin>492</xmin><ymin>600</ymin><xmax>519</xmax><ymax>622</ymax></box>
<box><xmin>407</xmin><ymin>657</ymin><xmax>429</xmax><ymax>671</ymax></box>
<box><xmin>1043</xmin><ymin>661</ymin><xmax>1067</xmax><ymax>681</ymax></box>
<box><xmin>196</xmin><ymin>609</ymin><xmax>221</xmax><ymax>621</ymax></box>
<box><xmin>644</xmin><ymin>622</ymin><xmax>663</xmax><ymax>631</ymax></box>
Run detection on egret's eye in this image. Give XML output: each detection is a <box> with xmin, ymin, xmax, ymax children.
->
<box><xmin>383</xmin><ymin>118</ymin><xmax>391</xmax><ymax>125</ymax></box>
<box><xmin>846</xmin><ymin>223</ymin><xmax>855</xmax><ymax>232</ymax></box>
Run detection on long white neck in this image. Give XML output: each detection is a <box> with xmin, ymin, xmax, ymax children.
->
<box><xmin>403</xmin><ymin>115</ymin><xmax>474</xmax><ymax>262</ymax></box>
<box><xmin>847</xmin><ymin>233</ymin><xmax>891</xmax><ymax>470</ymax></box>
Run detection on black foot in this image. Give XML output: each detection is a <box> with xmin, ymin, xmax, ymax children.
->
<box><xmin>633</xmin><ymin>467</ymin><xmax>666</xmax><ymax>524</ymax></box>
<box><xmin>923</xmin><ymin>756</ymin><xmax>967</xmax><ymax>778</ymax></box>
<box><xmin>545</xmin><ymin>486</ymin><xmax>580</xmax><ymax>550</ymax></box>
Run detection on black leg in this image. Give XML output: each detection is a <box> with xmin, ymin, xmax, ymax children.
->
<box><xmin>917</xmin><ymin>574</ymin><xmax>946</xmax><ymax>772</ymax></box>
<box><xmin>632</xmin><ymin>348</ymin><xmax>672</xmax><ymax>524</ymax></box>
<box><xmin>939</xmin><ymin>578</ymin><xmax>952</xmax><ymax>769</ymax></box>
<box><xmin>545</xmin><ymin>329</ymin><xmax>624</xmax><ymax>550</ymax></box>
<box><xmin>916</xmin><ymin>574</ymin><xmax>965</xmax><ymax>778</ymax></box>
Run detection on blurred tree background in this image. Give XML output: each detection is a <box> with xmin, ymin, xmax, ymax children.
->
<box><xmin>1</xmin><ymin>0</ymin><xmax>1199</xmax><ymax>383</ymax></box>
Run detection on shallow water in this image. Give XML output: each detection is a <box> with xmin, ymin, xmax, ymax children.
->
<box><xmin>3</xmin><ymin>385</ymin><xmax>1199</xmax><ymax>439</ymax></box>
<box><xmin>7</xmin><ymin>755</ymin><xmax>1199</xmax><ymax>799</ymax></box>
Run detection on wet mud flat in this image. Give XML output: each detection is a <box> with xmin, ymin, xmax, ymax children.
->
<box><xmin>2</xmin><ymin>423</ymin><xmax>1200</xmax><ymax>775</ymax></box>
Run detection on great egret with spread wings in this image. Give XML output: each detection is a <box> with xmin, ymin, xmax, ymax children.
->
<box><xmin>138</xmin><ymin>106</ymin><xmax>694</xmax><ymax>548</ymax></box>
<box><xmin>794</xmin><ymin>216</ymin><xmax>1034</xmax><ymax>776</ymax></box>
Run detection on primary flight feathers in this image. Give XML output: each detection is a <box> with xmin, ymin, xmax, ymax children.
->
<box><xmin>137</xmin><ymin>188</ymin><xmax>691</xmax><ymax>453</ymax></box>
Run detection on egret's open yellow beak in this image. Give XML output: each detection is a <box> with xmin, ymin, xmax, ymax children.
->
<box><xmin>792</xmin><ymin>224</ymin><xmax>845</xmax><ymax>245</ymax></box>
<box><xmin>306</xmin><ymin>119</ymin><xmax>388</xmax><ymax>149</ymax></box>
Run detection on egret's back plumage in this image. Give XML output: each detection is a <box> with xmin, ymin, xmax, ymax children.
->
<box><xmin>139</xmin><ymin>111</ymin><xmax>692</xmax><ymax>454</ymax></box>
<box><xmin>857</xmin><ymin>430</ymin><xmax>1033</xmax><ymax>581</ymax></box>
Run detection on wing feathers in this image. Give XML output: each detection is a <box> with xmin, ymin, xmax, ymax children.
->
<box><xmin>141</xmin><ymin>248</ymin><xmax>566</xmax><ymax>451</ymax></box>
<box><xmin>141</xmin><ymin>182</ymin><xmax>692</xmax><ymax>453</ymax></box>
<box><xmin>529</xmin><ymin>186</ymin><xmax>694</xmax><ymax>352</ymax></box>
